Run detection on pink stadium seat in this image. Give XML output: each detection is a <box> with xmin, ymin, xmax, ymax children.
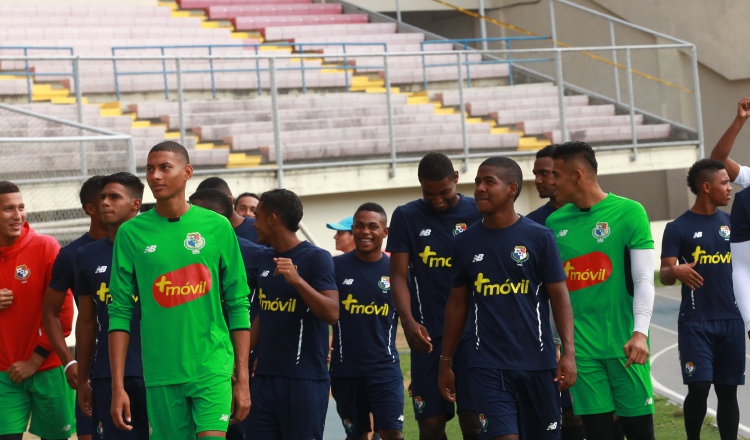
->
<box><xmin>490</xmin><ymin>104</ymin><xmax>617</xmax><ymax>125</ymax></box>
<box><xmin>234</xmin><ymin>14</ymin><xmax>368</xmax><ymax>33</ymax></box>
<box><xmin>547</xmin><ymin>124</ymin><xmax>671</xmax><ymax>144</ymax></box>
<box><xmin>264</xmin><ymin>23</ymin><xmax>396</xmax><ymax>40</ymax></box>
<box><xmin>437</xmin><ymin>84</ymin><xmax>558</xmax><ymax>106</ymax></box>
<box><xmin>178</xmin><ymin>0</ymin><xmax>310</xmax><ymax>9</ymax></box>
<box><xmin>467</xmin><ymin>95</ymin><xmax>589</xmax><ymax>116</ymax></box>
<box><xmin>518</xmin><ymin>115</ymin><xmax>644</xmax><ymax>135</ymax></box>
<box><xmin>207</xmin><ymin>4</ymin><xmax>341</xmax><ymax>20</ymax></box>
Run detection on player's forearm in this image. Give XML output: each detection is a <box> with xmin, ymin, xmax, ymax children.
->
<box><xmin>41</xmin><ymin>289</ymin><xmax>74</xmax><ymax>364</ymax></box>
<box><xmin>731</xmin><ymin>242</ymin><xmax>750</xmax><ymax>331</ymax></box>
<box><xmin>711</xmin><ymin>116</ymin><xmax>746</xmax><ymax>162</ymax></box>
<box><xmin>659</xmin><ymin>265</ymin><xmax>677</xmax><ymax>286</ymax></box>
<box><xmin>292</xmin><ymin>279</ymin><xmax>338</xmax><ymax>325</ymax></box>
<box><xmin>630</xmin><ymin>249</ymin><xmax>656</xmax><ymax>335</ymax></box>
<box><xmin>108</xmin><ymin>331</ymin><xmax>130</xmax><ymax>389</ymax></box>
<box><xmin>391</xmin><ymin>278</ymin><xmax>416</xmax><ymax>327</ymax></box>
<box><xmin>231</xmin><ymin>330</ymin><xmax>251</xmax><ymax>382</ymax></box>
<box><xmin>75</xmin><ymin>318</ymin><xmax>97</xmax><ymax>385</ymax></box>
<box><xmin>441</xmin><ymin>287</ymin><xmax>469</xmax><ymax>359</ymax></box>
<box><xmin>548</xmin><ymin>284</ymin><xmax>575</xmax><ymax>356</ymax></box>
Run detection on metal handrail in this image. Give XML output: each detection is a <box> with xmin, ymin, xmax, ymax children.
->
<box><xmin>0</xmin><ymin>46</ymin><xmax>74</xmax><ymax>102</ymax></box>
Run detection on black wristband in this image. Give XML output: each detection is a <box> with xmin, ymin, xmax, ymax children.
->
<box><xmin>34</xmin><ymin>345</ymin><xmax>51</xmax><ymax>358</ymax></box>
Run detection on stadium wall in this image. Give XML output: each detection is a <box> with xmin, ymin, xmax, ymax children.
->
<box><xmin>0</xmin><ymin>0</ymin><xmax>156</xmax><ymax>5</ymax></box>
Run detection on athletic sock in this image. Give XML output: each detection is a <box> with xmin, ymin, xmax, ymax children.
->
<box><xmin>580</xmin><ymin>412</ymin><xmax>615</xmax><ymax>440</ymax></box>
<box><xmin>612</xmin><ymin>418</ymin><xmax>624</xmax><ymax>440</ymax></box>
<box><xmin>462</xmin><ymin>434</ymin><xmax>482</xmax><ymax>440</ymax></box>
<box><xmin>715</xmin><ymin>384</ymin><xmax>740</xmax><ymax>440</ymax></box>
<box><xmin>619</xmin><ymin>414</ymin><xmax>654</xmax><ymax>440</ymax></box>
<box><xmin>684</xmin><ymin>381</ymin><xmax>711</xmax><ymax>440</ymax></box>
<box><xmin>561</xmin><ymin>424</ymin><xmax>586</xmax><ymax>440</ymax></box>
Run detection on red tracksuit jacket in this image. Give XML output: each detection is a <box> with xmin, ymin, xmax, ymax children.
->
<box><xmin>0</xmin><ymin>223</ymin><xmax>73</xmax><ymax>373</ymax></box>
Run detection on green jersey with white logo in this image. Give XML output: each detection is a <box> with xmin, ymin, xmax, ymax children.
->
<box><xmin>108</xmin><ymin>205</ymin><xmax>250</xmax><ymax>386</ymax></box>
<box><xmin>546</xmin><ymin>193</ymin><xmax>653</xmax><ymax>359</ymax></box>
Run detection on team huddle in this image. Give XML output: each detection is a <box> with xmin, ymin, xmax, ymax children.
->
<box><xmin>2</xmin><ymin>121</ymin><xmax>750</xmax><ymax>440</ymax></box>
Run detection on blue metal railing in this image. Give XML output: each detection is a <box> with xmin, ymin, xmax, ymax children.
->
<box><xmin>0</xmin><ymin>46</ymin><xmax>75</xmax><ymax>102</ymax></box>
<box><xmin>111</xmin><ymin>42</ymin><xmax>387</xmax><ymax>100</ymax></box>
<box><xmin>421</xmin><ymin>37</ymin><xmax>552</xmax><ymax>88</ymax></box>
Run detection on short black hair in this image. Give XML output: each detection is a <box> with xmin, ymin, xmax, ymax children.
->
<box><xmin>149</xmin><ymin>141</ymin><xmax>190</xmax><ymax>164</ymax></box>
<box><xmin>197</xmin><ymin>177</ymin><xmax>232</xmax><ymax>198</ymax></box>
<box><xmin>102</xmin><ymin>172</ymin><xmax>144</xmax><ymax>199</ymax></box>
<box><xmin>79</xmin><ymin>175</ymin><xmax>105</xmax><ymax>209</ymax></box>
<box><xmin>189</xmin><ymin>188</ymin><xmax>234</xmax><ymax>220</ymax></box>
<box><xmin>234</xmin><ymin>192</ymin><xmax>259</xmax><ymax>210</ymax></box>
<box><xmin>480</xmin><ymin>156</ymin><xmax>523</xmax><ymax>200</ymax></box>
<box><xmin>354</xmin><ymin>202</ymin><xmax>388</xmax><ymax>223</ymax></box>
<box><xmin>418</xmin><ymin>152</ymin><xmax>455</xmax><ymax>182</ymax></box>
<box><xmin>535</xmin><ymin>144</ymin><xmax>555</xmax><ymax>159</ymax></box>
<box><xmin>0</xmin><ymin>181</ymin><xmax>20</xmax><ymax>196</ymax></box>
<box><xmin>687</xmin><ymin>158</ymin><xmax>726</xmax><ymax>195</ymax></box>
<box><xmin>259</xmin><ymin>188</ymin><xmax>303</xmax><ymax>232</ymax></box>
<box><xmin>551</xmin><ymin>141</ymin><xmax>598</xmax><ymax>174</ymax></box>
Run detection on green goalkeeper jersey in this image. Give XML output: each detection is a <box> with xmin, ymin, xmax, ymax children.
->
<box><xmin>108</xmin><ymin>205</ymin><xmax>250</xmax><ymax>386</ymax></box>
<box><xmin>546</xmin><ymin>193</ymin><xmax>653</xmax><ymax>359</ymax></box>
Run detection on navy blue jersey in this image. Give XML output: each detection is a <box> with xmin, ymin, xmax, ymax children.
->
<box><xmin>661</xmin><ymin>210</ymin><xmax>740</xmax><ymax>322</ymax></box>
<box><xmin>385</xmin><ymin>195</ymin><xmax>482</xmax><ymax>337</ymax></box>
<box><xmin>254</xmin><ymin>241</ymin><xmax>338</xmax><ymax>380</ymax></box>
<box><xmin>239</xmin><ymin>237</ymin><xmax>263</xmax><ymax>319</ymax></box>
<box><xmin>329</xmin><ymin>252</ymin><xmax>400</xmax><ymax>378</ymax></box>
<box><xmin>451</xmin><ymin>217</ymin><xmax>565</xmax><ymax>370</ymax></box>
<box><xmin>731</xmin><ymin>188</ymin><xmax>750</xmax><ymax>244</ymax></box>
<box><xmin>235</xmin><ymin>217</ymin><xmax>259</xmax><ymax>244</ymax></box>
<box><xmin>75</xmin><ymin>238</ymin><xmax>143</xmax><ymax>379</ymax></box>
<box><xmin>49</xmin><ymin>233</ymin><xmax>98</xmax><ymax>302</ymax></box>
<box><xmin>526</xmin><ymin>202</ymin><xmax>557</xmax><ymax>226</ymax></box>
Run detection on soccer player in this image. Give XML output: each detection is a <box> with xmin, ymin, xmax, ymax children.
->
<box><xmin>235</xmin><ymin>192</ymin><xmax>259</xmax><ymax>218</ymax></box>
<box><xmin>248</xmin><ymin>188</ymin><xmax>338</xmax><ymax>440</ymax></box>
<box><xmin>709</xmin><ymin>97</ymin><xmax>750</xmax><ymax>187</ymax></box>
<box><xmin>330</xmin><ymin>202</ymin><xmax>403</xmax><ymax>440</ymax></box>
<box><xmin>189</xmin><ymin>188</ymin><xmax>265</xmax><ymax>440</ymax></box>
<box><xmin>197</xmin><ymin>177</ymin><xmax>259</xmax><ymax>243</ymax></box>
<box><xmin>41</xmin><ymin>175</ymin><xmax>108</xmax><ymax>440</ymax></box>
<box><xmin>327</xmin><ymin>215</ymin><xmax>355</xmax><ymax>253</ymax></box>
<box><xmin>546</xmin><ymin>141</ymin><xmax>656</xmax><ymax>440</ymax></box>
<box><xmin>108</xmin><ymin>141</ymin><xmax>251</xmax><ymax>439</ymax></box>
<box><xmin>438</xmin><ymin>156</ymin><xmax>577</xmax><ymax>440</ymax></box>
<box><xmin>387</xmin><ymin>152</ymin><xmax>482</xmax><ymax>440</ymax></box>
<box><xmin>75</xmin><ymin>172</ymin><xmax>148</xmax><ymax>439</ymax></box>
<box><xmin>0</xmin><ymin>181</ymin><xmax>76</xmax><ymax>439</ymax></box>
<box><xmin>526</xmin><ymin>145</ymin><xmax>563</xmax><ymax>224</ymax></box>
<box><xmin>660</xmin><ymin>159</ymin><xmax>743</xmax><ymax>440</ymax></box>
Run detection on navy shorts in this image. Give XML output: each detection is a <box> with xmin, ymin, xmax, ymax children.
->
<box><xmin>678</xmin><ymin>319</ymin><xmax>746</xmax><ymax>385</ymax></box>
<box><xmin>470</xmin><ymin>368</ymin><xmax>560</xmax><ymax>440</ymax></box>
<box><xmin>411</xmin><ymin>334</ymin><xmax>475</xmax><ymax>421</ymax></box>
<box><xmin>560</xmin><ymin>389</ymin><xmax>573</xmax><ymax>409</ymax></box>
<box><xmin>76</xmin><ymin>392</ymin><xmax>93</xmax><ymax>437</ymax></box>
<box><xmin>92</xmin><ymin>377</ymin><xmax>149</xmax><ymax>439</ymax></box>
<box><xmin>331</xmin><ymin>376</ymin><xmax>404</xmax><ymax>437</ymax></box>
<box><xmin>248</xmin><ymin>375</ymin><xmax>329</xmax><ymax>440</ymax></box>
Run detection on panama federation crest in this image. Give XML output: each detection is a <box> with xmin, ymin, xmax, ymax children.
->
<box><xmin>414</xmin><ymin>396</ymin><xmax>426</xmax><ymax>412</ymax></box>
<box><xmin>14</xmin><ymin>264</ymin><xmax>30</xmax><ymax>282</ymax></box>
<box><xmin>511</xmin><ymin>246</ymin><xmax>529</xmax><ymax>265</ymax></box>
<box><xmin>479</xmin><ymin>414</ymin><xmax>489</xmax><ymax>432</ymax></box>
<box><xmin>184</xmin><ymin>232</ymin><xmax>206</xmax><ymax>254</ymax></box>
<box><xmin>342</xmin><ymin>419</ymin><xmax>353</xmax><ymax>433</ymax></box>
<box><xmin>685</xmin><ymin>362</ymin><xmax>695</xmax><ymax>376</ymax></box>
<box><xmin>378</xmin><ymin>276</ymin><xmax>390</xmax><ymax>292</ymax></box>
<box><xmin>720</xmin><ymin>225</ymin><xmax>731</xmax><ymax>240</ymax></box>
<box><xmin>453</xmin><ymin>223</ymin><xmax>467</xmax><ymax>236</ymax></box>
<box><xmin>592</xmin><ymin>222</ymin><xmax>611</xmax><ymax>242</ymax></box>
<box><xmin>97</xmin><ymin>422</ymin><xmax>104</xmax><ymax>436</ymax></box>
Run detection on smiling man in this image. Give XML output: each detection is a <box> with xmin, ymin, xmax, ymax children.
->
<box><xmin>546</xmin><ymin>141</ymin><xmax>656</xmax><ymax>440</ymax></box>
<box><xmin>386</xmin><ymin>152</ymin><xmax>482</xmax><ymax>440</ymax></box>
<box><xmin>108</xmin><ymin>142</ymin><xmax>250</xmax><ymax>439</ymax></box>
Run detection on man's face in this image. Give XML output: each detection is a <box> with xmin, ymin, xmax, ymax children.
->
<box><xmin>532</xmin><ymin>156</ymin><xmax>555</xmax><ymax>199</ymax></box>
<box><xmin>551</xmin><ymin>158</ymin><xmax>578</xmax><ymax>205</ymax></box>
<box><xmin>236</xmin><ymin>196</ymin><xmax>258</xmax><ymax>218</ymax></box>
<box><xmin>145</xmin><ymin>151</ymin><xmax>192</xmax><ymax>201</ymax></box>
<box><xmin>708</xmin><ymin>169</ymin><xmax>732</xmax><ymax>207</ymax></box>
<box><xmin>333</xmin><ymin>230</ymin><xmax>355</xmax><ymax>253</ymax></box>
<box><xmin>352</xmin><ymin>210</ymin><xmax>388</xmax><ymax>254</ymax></box>
<box><xmin>420</xmin><ymin>173</ymin><xmax>458</xmax><ymax>212</ymax></box>
<box><xmin>253</xmin><ymin>201</ymin><xmax>271</xmax><ymax>243</ymax></box>
<box><xmin>474</xmin><ymin>166</ymin><xmax>513</xmax><ymax>214</ymax></box>
<box><xmin>100</xmin><ymin>183</ymin><xmax>139</xmax><ymax>226</ymax></box>
<box><xmin>0</xmin><ymin>192</ymin><xmax>25</xmax><ymax>244</ymax></box>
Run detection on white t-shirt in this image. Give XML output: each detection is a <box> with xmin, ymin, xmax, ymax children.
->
<box><xmin>735</xmin><ymin>165</ymin><xmax>750</xmax><ymax>188</ymax></box>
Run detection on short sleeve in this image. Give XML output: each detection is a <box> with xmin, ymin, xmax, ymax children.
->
<box><xmin>48</xmin><ymin>248</ymin><xmax>74</xmax><ymax>292</ymax></box>
<box><xmin>731</xmin><ymin>189</ymin><xmax>750</xmax><ymax>243</ymax></box>
<box><xmin>74</xmin><ymin>249</ymin><xmax>91</xmax><ymax>298</ymax></box>
<box><xmin>385</xmin><ymin>207</ymin><xmax>410</xmax><ymax>254</ymax></box>
<box><xmin>626</xmin><ymin>202</ymin><xmax>654</xmax><ymax>250</ymax></box>
<box><xmin>308</xmin><ymin>249</ymin><xmax>338</xmax><ymax>293</ymax></box>
<box><xmin>660</xmin><ymin>221</ymin><xmax>681</xmax><ymax>259</ymax></box>
<box><xmin>450</xmin><ymin>236</ymin><xmax>469</xmax><ymax>288</ymax></box>
<box><xmin>538</xmin><ymin>229</ymin><xmax>567</xmax><ymax>284</ymax></box>
<box><xmin>734</xmin><ymin>165</ymin><xmax>750</xmax><ymax>188</ymax></box>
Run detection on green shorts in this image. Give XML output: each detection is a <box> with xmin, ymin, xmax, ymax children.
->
<box><xmin>0</xmin><ymin>366</ymin><xmax>76</xmax><ymax>438</ymax></box>
<box><xmin>570</xmin><ymin>357</ymin><xmax>654</xmax><ymax>417</ymax></box>
<box><xmin>146</xmin><ymin>374</ymin><xmax>232</xmax><ymax>439</ymax></box>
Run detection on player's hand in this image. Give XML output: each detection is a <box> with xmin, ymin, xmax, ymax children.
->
<box><xmin>0</xmin><ymin>288</ymin><xmax>13</xmax><ymax>310</ymax></box>
<box><xmin>437</xmin><ymin>361</ymin><xmax>456</xmax><ymax>402</ymax></box>
<box><xmin>64</xmin><ymin>362</ymin><xmax>78</xmax><ymax>389</ymax></box>
<box><xmin>555</xmin><ymin>352</ymin><xmax>577</xmax><ymax>391</ymax></box>
<box><xmin>78</xmin><ymin>380</ymin><xmax>93</xmax><ymax>418</ymax></box>
<box><xmin>738</xmin><ymin>98</ymin><xmax>750</xmax><ymax>119</ymax></box>
<box><xmin>623</xmin><ymin>332</ymin><xmax>649</xmax><ymax>368</ymax></box>
<box><xmin>273</xmin><ymin>258</ymin><xmax>302</xmax><ymax>286</ymax></box>
<box><xmin>230</xmin><ymin>376</ymin><xmax>251</xmax><ymax>425</ymax></box>
<box><xmin>672</xmin><ymin>261</ymin><xmax>703</xmax><ymax>290</ymax></box>
<box><xmin>7</xmin><ymin>357</ymin><xmax>43</xmax><ymax>383</ymax></box>
<box><xmin>110</xmin><ymin>386</ymin><xmax>133</xmax><ymax>431</ymax></box>
<box><xmin>402</xmin><ymin>319</ymin><xmax>432</xmax><ymax>353</ymax></box>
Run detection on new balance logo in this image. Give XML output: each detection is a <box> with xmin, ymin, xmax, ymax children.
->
<box><xmin>398</xmin><ymin>415</ymin><xmax>405</xmax><ymax>422</ymax></box>
<box><xmin>645</xmin><ymin>398</ymin><xmax>653</xmax><ymax>405</ymax></box>
<box><xmin>342</xmin><ymin>279</ymin><xmax>354</xmax><ymax>285</ymax></box>
<box><xmin>472</xmin><ymin>254</ymin><xmax>484</xmax><ymax>263</ymax></box>
<box><xmin>557</xmin><ymin>230</ymin><xmax>568</xmax><ymax>237</ymax></box>
<box><xmin>144</xmin><ymin>245</ymin><xmax>157</xmax><ymax>253</ymax></box>
<box><xmin>220</xmin><ymin>414</ymin><xmax>230</xmax><ymax>422</ymax></box>
<box><xmin>260</xmin><ymin>270</ymin><xmax>270</xmax><ymax>277</ymax></box>
<box><xmin>95</xmin><ymin>266</ymin><xmax>107</xmax><ymax>273</ymax></box>
<box><xmin>693</xmin><ymin>231</ymin><xmax>702</xmax><ymax>238</ymax></box>
<box><xmin>419</xmin><ymin>229</ymin><xmax>431</xmax><ymax>236</ymax></box>
<box><xmin>546</xmin><ymin>422</ymin><xmax>558</xmax><ymax>430</ymax></box>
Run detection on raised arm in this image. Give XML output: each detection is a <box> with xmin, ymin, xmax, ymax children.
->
<box><xmin>710</xmin><ymin>98</ymin><xmax>750</xmax><ymax>182</ymax></box>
